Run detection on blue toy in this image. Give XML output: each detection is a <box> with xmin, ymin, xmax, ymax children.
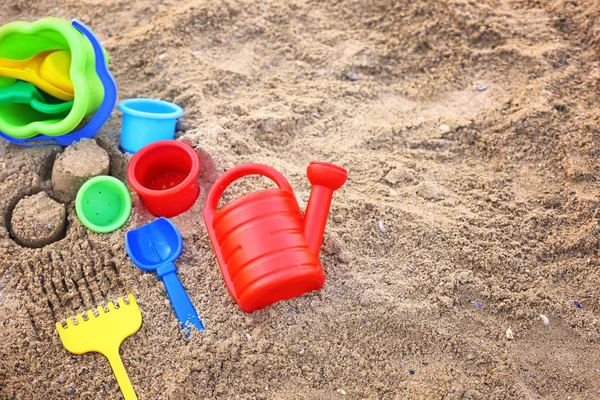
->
<box><xmin>125</xmin><ymin>217</ymin><xmax>204</xmax><ymax>334</ymax></box>
<box><xmin>118</xmin><ymin>98</ymin><xmax>184</xmax><ymax>153</ymax></box>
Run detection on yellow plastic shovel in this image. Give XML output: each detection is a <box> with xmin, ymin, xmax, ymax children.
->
<box><xmin>56</xmin><ymin>294</ymin><xmax>142</xmax><ymax>400</ymax></box>
<box><xmin>0</xmin><ymin>50</ymin><xmax>74</xmax><ymax>100</ymax></box>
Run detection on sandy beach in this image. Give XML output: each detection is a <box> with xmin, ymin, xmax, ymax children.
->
<box><xmin>1</xmin><ymin>0</ymin><xmax>600</xmax><ymax>398</ymax></box>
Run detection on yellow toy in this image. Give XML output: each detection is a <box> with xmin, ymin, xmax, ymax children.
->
<box><xmin>0</xmin><ymin>50</ymin><xmax>73</xmax><ymax>100</ymax></box>
<box><xmin>56</xmin><ymin>294</ymin><xmax>142</xmax><ymax>400</ymax></box>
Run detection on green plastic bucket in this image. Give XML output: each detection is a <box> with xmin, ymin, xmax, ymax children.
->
<box><xmin>0</xmin><ymin>17</ymin><xmax>107</xmax><ymax>138</ymax></box>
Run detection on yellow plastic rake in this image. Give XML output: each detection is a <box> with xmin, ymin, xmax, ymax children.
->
<box><xmin>56</xmin><ymin>294</ymin><xmax>142</xmax><ymax>400</ymax></box>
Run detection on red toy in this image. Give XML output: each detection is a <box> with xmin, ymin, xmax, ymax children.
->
<box><xmin>127</xmin><ymin>140</ymin><xmax>200</xmax><ymax>218</ymax></box>
<box><xmin>203</xmin><ymin>162</ymin><xmax>347</xmax><ymax>312</ymax></box>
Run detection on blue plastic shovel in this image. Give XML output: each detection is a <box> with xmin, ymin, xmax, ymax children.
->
<box><xmin>125</xmin><ymin>217</ymin><xmax>203</xmax><ymax>333</ymax></box>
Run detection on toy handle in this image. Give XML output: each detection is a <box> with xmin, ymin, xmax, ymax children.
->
<box><xmin>204</xmin><ymin>163</ymin><xmax>294</xmax><ymax>220</ymax></box>
<box><xmin>105</xmin><ymin>348</ymin><xmax>138</xmax><ymax>400</ymax></box>
<box><xmin>0</xmin><ymin>84</ymin><xmax>29</xmax><ymax>105</ymax></box>
<box><xmin>157</xmin><ymin>263</ymin><xmax>204</xmax><ymax>332</ymax></box>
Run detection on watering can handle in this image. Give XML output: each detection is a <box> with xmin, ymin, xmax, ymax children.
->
<box><xmin>204</xmin><ymin>163</ymin><xmax>294</xmax><ymax>220</ymax></box>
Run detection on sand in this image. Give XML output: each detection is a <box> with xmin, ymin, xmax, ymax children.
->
<box><xmin>1</xmin><ymin>0</ymin><xmax>600</xmax><ymax>399</ymax></box>
<box><xmin>10</xmin><ymin>192</ymin><xmax>66</xmax><ymax>248</ymax></box>
<box><xmin>51</xmin><ymin>139</ymin><xmax>110</xmax><ymax>203</ymax></box>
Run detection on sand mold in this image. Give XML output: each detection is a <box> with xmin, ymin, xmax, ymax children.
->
<box><xmin>1</xmin><ymin>0</ymin><xmax>600</xmax><ymax>399</ymax></box>
<box><xmin>51</xmin><ymin>138</ymin><xmax>110</xmax><ymax>203</ymax></box>
<box><xmin>10</xmin><ymin>192</ymin><xmax>66</xmax><ymax>248</ymax></box>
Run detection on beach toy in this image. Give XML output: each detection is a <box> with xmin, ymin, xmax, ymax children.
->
<box><xmin>75</xmin><ymin>176</ymin><xmax>132</xmax><ymax>233</ymax></box>
<box><xmin>127</xmin><ymin>140</ymin><xmax>200</xmax><ymax>218</ymax></box>
<box><xmin>125</xmin><ymin>217</ymin><xmax>204</xmax><ymax>333</ymax></box>
<box><xmin>0</xmin><ymin>20</ymin><xmax>117</xmax><ymax>146</ymax></box>
<box><xmin>203</xmin><ymin>162</ymin><xmax>348</xmax><ymax>313</ymax></box>
<box><xmin>118</xmin><ymin>98</ymin><xmax>184</xmax><ymax>153</ymax></box>
<box><xmin>0</xmin><ymin>17</ymin><xmax>107</xmax><ymax>139</ymax></box>
<box><xmin>0</xmin><ymin>50</ymin><xmax>73</xmax><ymax>101</ymax></box>
<box><xmin>0</xmin><ymin>80</ymin><xmax>72</xmax><ymax>114</ymax></box>
<box><xmin>56</xmin><ymin>294</ymin><xmax>142</xmax><ymax>400</ymax></box>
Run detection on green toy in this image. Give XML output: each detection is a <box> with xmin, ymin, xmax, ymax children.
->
<box><xmin>0</xmin><ymin>17</ymin><xmax>108</xmax><ymax>138</ymax></box>
<box><xmin>0</xmin><ymin>80</ymin><xmax>72</xmax><ymax>115</ymax></box>
<box><xmin>75</xmin><ymin>176</ymin><xmax>132</xmax><ymax>234</ymax></box>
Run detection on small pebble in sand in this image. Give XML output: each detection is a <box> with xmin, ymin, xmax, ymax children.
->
<box><xmin>407</xmin><ymin>266</ymin><xmax>413</xmax><ymax>273</ymax></box>
<box><xmin>299</xmin><ymin>348</ymin><xmax>305</xmax><ymax>355</ymax></box>
<box><xmin>470</xmin><ymin>301</ymin><xmax>483</xmax><ymax>308</ymax></box>
<box><xmin>540</xmin><ymin>314</ymin><xmax>549</xmax><ymax>325</ymax></box>
<box><xmin>66</xmin><ymin>384</ymin><xmax>75</xmax><ymax>395</ymax></box>
<box><xmin>345</xmin><ymin>72</ymin><xmax>359</xmax><ymax>82</ymax></box>
<box><xmin>505</xmin><ymin>328</ymin><xmax>514</xmax><ymax>340</ymax></box>
<box><xmin>573</xmin><ymin>300</ymin><xmax>583</xmax><ymax>309</ymax></box>
<box><xmin>439</xmin><ymin>124</ymin><xmax>450</xmax><ymax>133</ymax></box>
<box><xmin>245</xmin><ymin>333</ymin><xmax>252</xmax><ymax>341</ymax></box>
<box><xmin>416</xmin><ymin>182</ymin><xmax>445</xmax><ymax>201</ymax></box>
<box><xmin>377</xmin><ymin>219</ymin><xmax>385</xmax><ymax>232</ymax></box>
<box><xmin>477</xmin><ymin>85</ymin><xmax>488</xmax><ymax>91</ymax></box>
<box><xmin>336</xmin><ymin>388</ymin><xmax>347</xmax><ymax>395</ymax></box>
<box><xmin>409</xmin><ymin>369</ymin><xmax>415</xmax><ymax>375</ymax></box>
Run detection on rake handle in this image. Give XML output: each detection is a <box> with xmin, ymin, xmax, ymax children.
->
<box><xmin>105</xmin><ymin>348</ymin><xmax>137</xmax><ymax>400</ymax></box>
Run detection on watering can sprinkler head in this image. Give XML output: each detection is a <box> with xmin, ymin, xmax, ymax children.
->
<box><xmin>303</xmin><ymin>161</ymin><xmax>348</xmax><ymax>256</ymax></box>
<box><xmin>306</xmin><ymin>161</ymin><xmax>348</xmax><ymax>191</ymax></box>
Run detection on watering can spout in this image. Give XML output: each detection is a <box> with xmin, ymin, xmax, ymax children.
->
<box><xmin>303</xmin><ymin>162</ymin><xmax>348</xmax><ymax>256</ymax></box>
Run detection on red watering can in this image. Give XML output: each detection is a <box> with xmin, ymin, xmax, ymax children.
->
<box><xmin>203</xmin><ymin>161</ymin><xmax>347</xmax><ymax>312</ymax></box>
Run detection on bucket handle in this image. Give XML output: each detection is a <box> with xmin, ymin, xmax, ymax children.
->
<box><xmin>203</xmin><ymin>163</ymin><xmax>294</xmax><ymax>308</ymax></box>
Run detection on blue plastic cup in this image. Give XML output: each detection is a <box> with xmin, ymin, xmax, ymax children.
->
<box><xmin>118</xmin><ymin>98</ymin><xmax>184</xmax><ymax>153</ymax></box>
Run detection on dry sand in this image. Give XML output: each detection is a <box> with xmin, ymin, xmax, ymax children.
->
<box><xmin>1</xmin><ymin>0</ymin><xmax>600</xmax><ymax>399</ymax></box>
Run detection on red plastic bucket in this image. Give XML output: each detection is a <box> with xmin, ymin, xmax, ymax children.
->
<box><xmin>127</xmin><ymin>140</ymin><xmax>200</xmax><ymax>217</ymax></box>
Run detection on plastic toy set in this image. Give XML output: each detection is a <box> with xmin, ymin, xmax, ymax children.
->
<box><xmin>3</xmin><ymin>17</ymin><xmax>348</xmax><ymax>400</ymax></box>
<box><xmin>0</xmin><ymin>18</ymin><xmax>117</xmax><ymax>146</ymax></box>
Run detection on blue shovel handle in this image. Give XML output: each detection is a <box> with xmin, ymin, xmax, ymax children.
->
<box><xmin>156</xmin><ymin>263</ymin><xmax>204</xmax><ymax>332</ymax></box>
